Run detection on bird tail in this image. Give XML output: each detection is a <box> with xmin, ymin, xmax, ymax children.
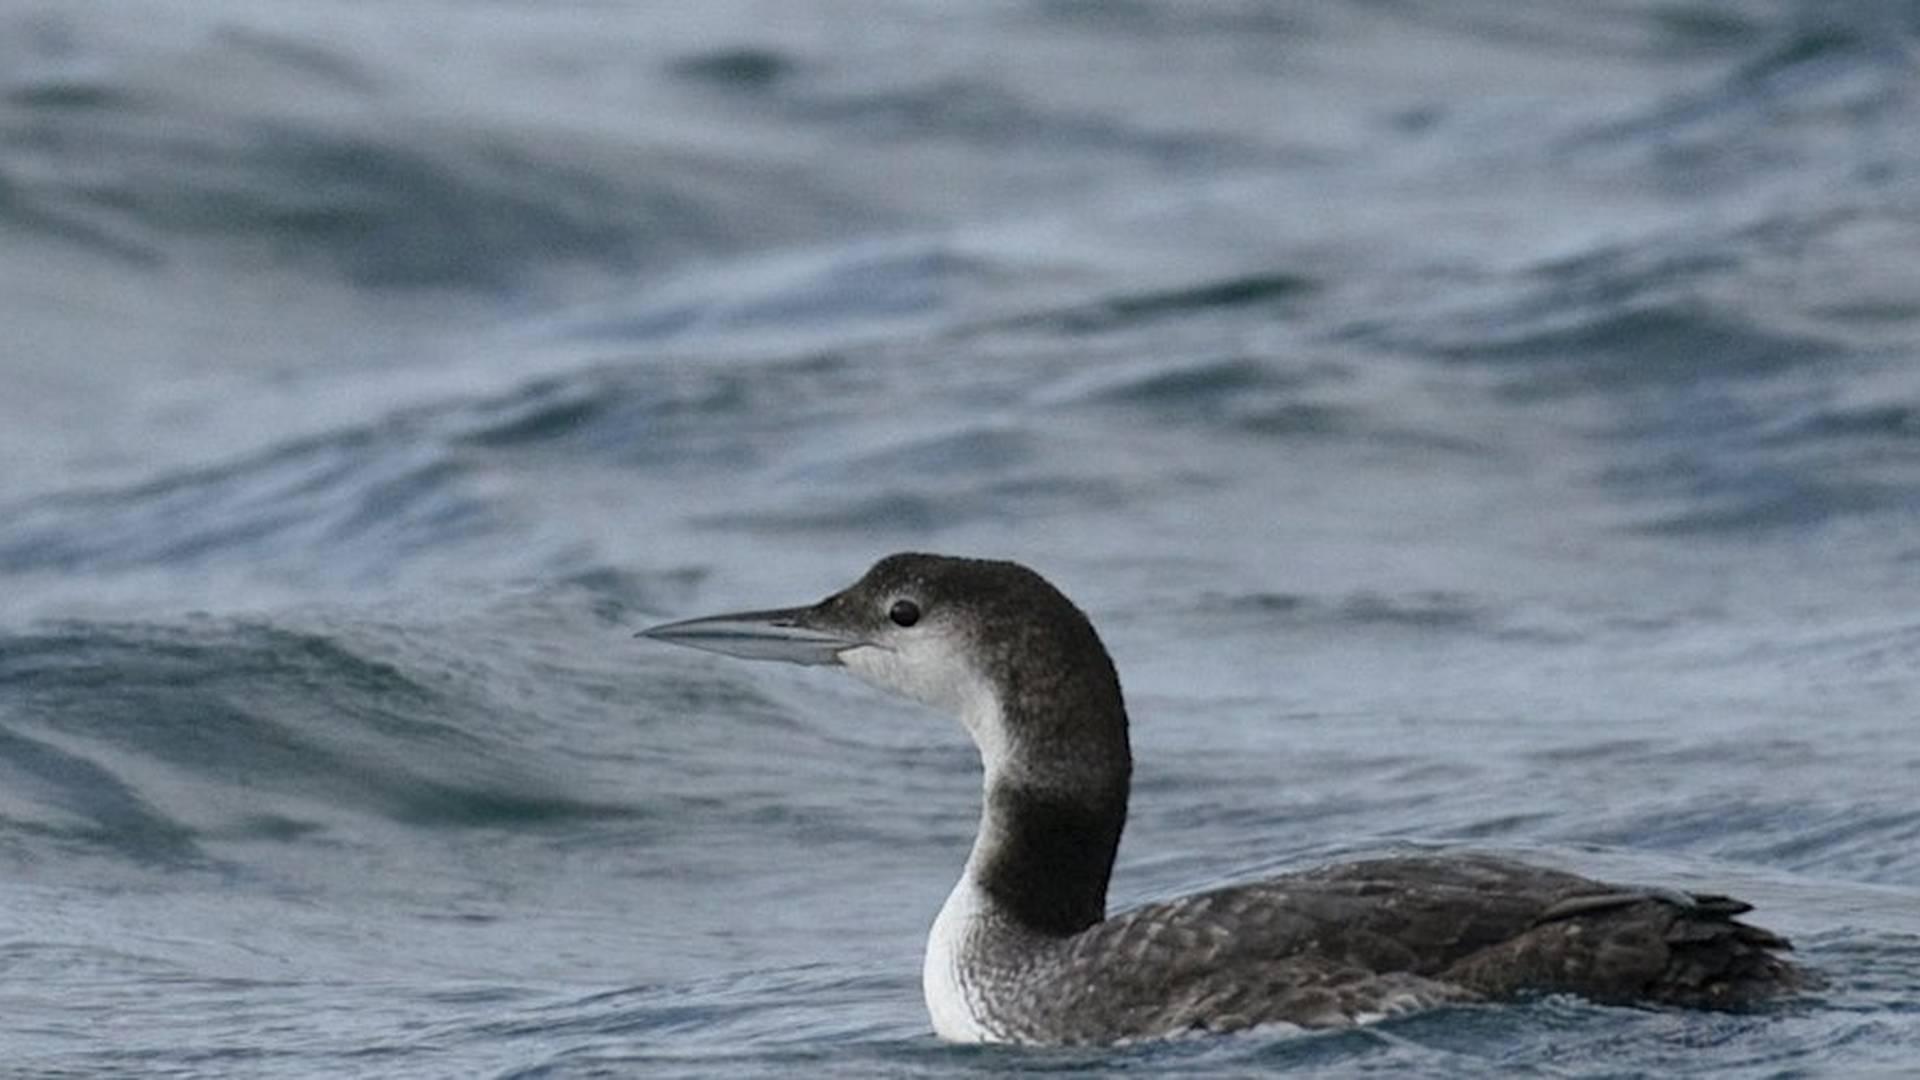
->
<box><xmin>1447</xmin><ymin>887</ymin><xmax>1813</xmax><ymax>1008</ymax></box>
<box><xmin>1643</xmin><ymin>892</ymin><xmax>1813</xmax><ymax>1008</ymax></box>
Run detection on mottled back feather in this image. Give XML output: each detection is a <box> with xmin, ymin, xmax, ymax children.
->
<box><xmin>962</xmin><ymin>853</ymin><xmax>1805</xmax><ymax>1043</ymax></box>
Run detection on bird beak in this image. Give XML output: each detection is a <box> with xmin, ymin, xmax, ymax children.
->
<box><xmin>636</xmin><ymin>605</ymin><xmax>860</xmax><ymax>666</ymax></box>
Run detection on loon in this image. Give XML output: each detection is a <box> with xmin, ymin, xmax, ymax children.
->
<box><xmin>639</xmin><ymin>553</ymin><xmax>1805</xmax><ymax>1045</ymax></box>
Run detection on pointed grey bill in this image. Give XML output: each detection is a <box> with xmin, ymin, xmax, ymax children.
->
<box><xmin>636</xmin><ymin>606</ymin><xmax>860</xmax><ymax>666</ymax></box>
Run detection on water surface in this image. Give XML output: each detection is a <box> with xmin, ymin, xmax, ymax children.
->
<box><xmin>3</xmin><ymin>1</ymin><xmax>1918</xmax><ymax>1076</ymax></box>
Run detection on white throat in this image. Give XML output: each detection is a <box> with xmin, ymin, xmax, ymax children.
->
<box><xmin>836</xmin><ymin>636</ymin><xmax>1023</xmax><ymax>1041</ymax></box>
<box><xmin>837</xmin><ymin>640</ymin><xmax>1011</xmax><ymax>776</ymax></box>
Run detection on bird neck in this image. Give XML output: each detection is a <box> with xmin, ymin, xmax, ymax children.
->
<box><xmin>962</xmin><ymin>694</ymin><xmax>1132</xmax><ymax>938</ymax></box>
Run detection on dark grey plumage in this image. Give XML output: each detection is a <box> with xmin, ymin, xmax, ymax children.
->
<box><xmin>640</xmin><ymin>552</ymin><xmax>1809</xmax><ymax>1045</ymax></box>
<box><xmin>958</xmin><ymin>853</ymin><xmax>1801</xmax><ymax>1043</ymax></box>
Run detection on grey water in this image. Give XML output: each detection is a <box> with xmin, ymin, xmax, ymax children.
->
<box><xmin>3</xmin><ymin>1</ymin><xmax>1919</xmax><ymax>1076</ymax></box>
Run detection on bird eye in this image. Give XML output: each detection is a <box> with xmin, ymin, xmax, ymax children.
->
<box><xmin>889</xmin><ymin>598</ymin><xmax>921</xmax><ymax>627</ymax></box>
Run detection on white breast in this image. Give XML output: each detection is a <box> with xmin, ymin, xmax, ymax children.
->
<box><xmin>923</xmin><ymin>876</ymin><xmax>999</xmax><ymax>1043</ymax></box>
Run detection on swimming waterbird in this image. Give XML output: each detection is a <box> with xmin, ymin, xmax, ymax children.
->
<box><xmin>639</xmin><ymin>553</ymin><xmax>1805</xmax><ymax>1045</ymax></box>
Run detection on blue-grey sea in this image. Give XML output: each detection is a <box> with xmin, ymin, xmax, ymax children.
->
<box><xmin>4</xmin><ymin>2</ymin><xmax>1919</xmax><ymax>1076</ymax></box>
